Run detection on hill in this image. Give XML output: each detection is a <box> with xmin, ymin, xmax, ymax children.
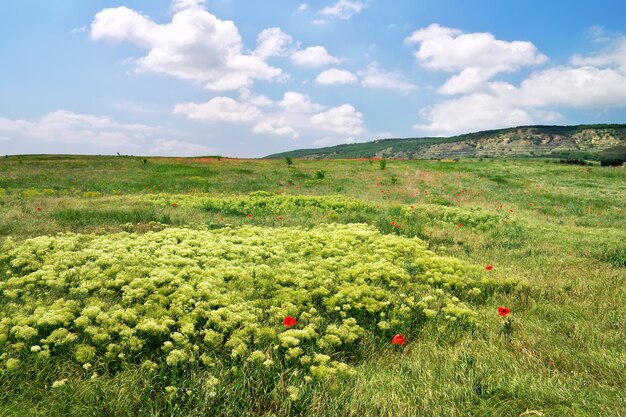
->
<box><xmin>267</xmin><ymin>124</ymin><xmax>626</xmax><ymax>160</ymax></box>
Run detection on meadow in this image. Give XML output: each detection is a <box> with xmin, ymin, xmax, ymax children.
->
<box><xmin>0</xmin><ymin>155</ymin><xmax>624</xmax><ymax>417</ymax></box>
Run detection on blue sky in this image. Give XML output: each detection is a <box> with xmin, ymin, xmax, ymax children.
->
<box><xmin>1</xmin><ymin>0</ymin><xmax>625</xmax><ymax>157</ymax></box>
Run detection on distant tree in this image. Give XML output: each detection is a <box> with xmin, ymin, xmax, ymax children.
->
<box><xmin>285</xmin><ymin>157</ymin><xmax>293</xmax><ymax>167</ymax></box>
<box><xmin>379</xmin><ymin>159</ymin><xmax>387</xmax><ymax>170</ymax></box>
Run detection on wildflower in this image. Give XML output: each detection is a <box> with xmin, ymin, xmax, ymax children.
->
<box><xmin>509</xmin><ymin>209</ymin><xmax>513</xmax><ymax>213</ymax></box>
<box><xmin>458</xmin><ymin>223</ymin><xmax>462</xmax><ymax>227</ymax></box>
<box><xmin>52</xmin><ymin>379</ymin><xmax>68</xmax><ymax>388</ymax></box>
<box><xmin>391</xmin><ymin>334</ymin><xmax>405</xmax><ymax>345</ymax></box>
<box><xmin>283</xmin><ymin>316</ymin><xmax>297</xmax><ymax>327</ymax></box>
<box><xmin>278</xmin><ymin>216</ymin><xmax>283</xmax><ymax>221</ymax></box>
<box><xmin>172</xmin><ymin>203</ymin><xmax>177</xmax><ymax>207</ymax></box>
<box><xmin>247</xmin><ymin>213</ymin><xmax>252</xmax><ymax>218</ymax></box>
<box><xmin>486</xmin><ymin>265</ymin><xmax>493</xmax><ymax>271</ymax></box>
<box><xmin>395</xmin><ymin>224</ymin><xmax>400</xmax><ymax>229</ymax></box>
<box><xmin>497</xmin><ymin>306</ymin><xmax>510</xmax><ymax>317</ymax></box>
<box><xmin>36</xmin><ymin>207</ymin><xmax>41</xmax><ymax>211</ymax></box>
<box><xmin>220</xmin><ymin>217</ymin><xmax>224</xmax><ymax>222</ymax></box>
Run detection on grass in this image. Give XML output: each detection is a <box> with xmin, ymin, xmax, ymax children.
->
<box><xmin>0</xmin><ymin>155</ymin><xmax>624</xmax><ymax>417</ymax></box>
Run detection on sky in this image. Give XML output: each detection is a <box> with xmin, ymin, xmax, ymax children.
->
<box><xmin>1</xmin><ymin>0</ymin><xmax>625</xmax><ymax>158</ymax></box>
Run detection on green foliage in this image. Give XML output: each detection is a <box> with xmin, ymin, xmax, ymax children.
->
<box><xmin>379</xmin><ymin>160</ymin><xmax>386</xmax><ymax>170</ymax></box>
<box><xmin>315</xmin><ymin>170</ymin><xmax>326</xmax><ymax>180</ymax></box>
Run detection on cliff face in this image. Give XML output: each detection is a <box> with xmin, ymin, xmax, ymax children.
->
<box><xmin>267</xmin><ymin>125</ymin><xmax>626</xmax><ymax>159</ymax></box>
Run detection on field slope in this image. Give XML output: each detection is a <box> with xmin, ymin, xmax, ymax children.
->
<box><xmin>0</xmin><ymin>155</ymin><xmax>624</xmax><ymax>417</ymax></box>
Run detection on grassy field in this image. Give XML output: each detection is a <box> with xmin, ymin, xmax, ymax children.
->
<box><xmin>0</xmin><ymin>155</ymin><xmax>624</xmax><ymax>417</ymax></box>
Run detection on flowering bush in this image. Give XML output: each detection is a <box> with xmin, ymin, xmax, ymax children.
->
<box><xmin>0</xmin><ymin>224</ymin><xmax>520</xmax><ymax>383</ymax></box>
<box><xmin>137</xmin><ymin>192</ymin><xmax>374</xmax><ymax>216</ymax></box>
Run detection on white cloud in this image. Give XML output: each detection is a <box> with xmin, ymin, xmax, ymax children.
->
<box><xmin>148</xmin><ymin>139</ymin><xmax>215</xmax><ymax>156</ymax></box>
<box><xmin>254</xmin><ymin>27</ymin><xmax>293</xmax><ymax>59</ymax></box>
<box><xmin>313</xmin><ymin>136</ymin><xmax>355</xmax><ymax>147</ymax></box>
<box><xmin>312</xmin><ymin>19</ymin><xmax>327</xmax><ymax>26</ymax></box>
<box><xmin>0</xmin><ymin>110</ymin><xmax>156</xmax><ymax>148</ymax></box>
<box><xmin>91</xmin><ymin>2</ymin><xmax>285</xmax><ymax>91</ymax></box>
<box><xmin>414</xmin><ymin>90</ymin><xmax>535</xmax><ymax>135</ymax></box>
<box><xmin>173</xmin><ymin>97</ymin><xmax>261</xmax><ymax>122</ymax></box>
<box><xmin>279</xmin><ymin>92</ymin><xmax>324</xmax><ymax>113</ymax></box>
<box><xmin>252</xmin><ymin>122</ymin><xmax>299</xmax><ymax>139</ymax></box>
<box><xmin>297</xmin><ymin>3</ymin><xmax>308</xmax><ymax>12</ymax></box>
<box><xmin>406</xmin><ymin>24</ymin><xmax>547</xmax><ymax>72</ymax></box>
<box><xmin>570</xmin><ymin>36</ymin><xmax>626</xmax><ymax>71</ymax></box>
<box><xmin>519</xmin><ymin>66</ymin><xmax>626</xmax><ymax>108</ymax></box>
<box><xmin>405</xmin><ymin>24</ymin><xmax>546</xmax><ymax>95</ymax></box>
<box><xmin>414</xmin><ymin>37</ymin><xmax>626</xmax><ymax>135</ymax></box>
<box><xmin>173</xmin><ymin>91</ymin><xmax>365</xmax><ymax>140</ymax></box>
<box><xmin>311</xmin><ymin>104</ymin><xmax>364</xmax><ymax>135</ymax></box>
<box><xmin>316</xmin><ymin>68</ymin><xmax>358</xmax><ymax>85</ymax></box>
<box><xmin>291</xmin><ymin>46</ymin><xmax>340</xmax><ymax>67</ymax></box>
<box><xmin>70</xmin><ymin>26</ymin><xmax>87</xmax><ymax>34</ymax></box>
<box><xmin>321</xmin><ymin>0</ymin><xmax>364</xmax><ymax>20</ymax></box>
<box><xmin>358</xmin><ymin>64</ymin><xmax>416</xmax><ymax>92</ymax></box>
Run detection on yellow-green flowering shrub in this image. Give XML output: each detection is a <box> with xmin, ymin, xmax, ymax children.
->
<box><xmin>137</xmin><ymin>192</ymin><xmax>373</xmax><ymax>215</ymax></box>
<box><xmin>0</xmin><ymin>224</ymin><xmax>520</xmax><ymax>380</ymax></box>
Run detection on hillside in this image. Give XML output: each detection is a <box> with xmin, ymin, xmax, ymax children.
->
<box><xmin>267</xmin><ymin>124</ymin><xmax>626</xmax><ymax>160</ymax></box>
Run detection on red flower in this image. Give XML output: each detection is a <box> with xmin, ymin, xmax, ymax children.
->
<box><xmin>278</xmin><ymin>216</ymin><xmax>283</xmax><ymax>221</ymax></box>
<box><xmin>391</xmin><ymin>334</ymin><xmax>405</xmax><ymax>345</ymax></box>
<box><xmin>172</xmin><ymin>203</ymin><xmax>177</xmax><ymax>207</ymax></box>
<box><xmin>486</xmin><ymin>265</ymin><xmax>493</xmax><ymax>271</ymax></box>
<box><xmin>36</xmin><ymin>207</ymin><xmax>41</xmax><ymax>211</ymax></box>
<box><xmin>497</xmin><ymin>307</ymin><xmax>510</xmax><ymax>317</ymax></box>
<box><xmin>458</xmin><ymin>223</ymin><xmax>462</xmax><ymax>227</ymax></box>
<box><xmin>220</xmin><ymin>217</ymin><xmax>224</xmax><ymax>222</ymax></box>
<box><xmin>509</xmin><ymin>209</ymin><xmax>513</xmax><ymax>213</ymax></box>
<box><xmin>283</xmin><ymin>316</ymin><xmax>297</xmax><ymax>327</ymax></box>
<box><xmin>395</xmin><ymin>224</ymin><xmax>400</xmax><ymax>229</ymax></box>
<box><xmin>391</xmin><ymin>221</ymin><xmax>396</xmax><ymax>225</ymax></box>
<box><xmin>247</xmin><ymin>213</ymin><xmax>252</xmax><ymax>218</ymax></box>
<box><xmin>410</xmin><ymin>205</ymin><xmax>414</xmax><ymax>209</ymax></box>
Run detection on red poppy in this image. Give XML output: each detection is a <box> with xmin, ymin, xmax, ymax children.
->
<box><xmin>391</xmin><ymin>221</ymin><xmax>396</xmax><ymax>225</ymax></box>
<box><xmin>497</xmin><ymin>307</ymin><xmax>510</xmax><ymax>317</ymax></box>
<box><xmin>278</xmin><ymin>216</ymin><xmax>283</xmax><ymax>221</ymax></box>
<box><xmin>172</xmin><ymin>203</ymin><xmax>177</xmax><ymax>207</ymax></box>
<box><xmin>283</xmin><ymin>316</ymin><xmax>297</xmax><ymax>327</ymax></box>
<box><xmin>36</xmin><ymin>207</ymin><xmax>41</xmax><ymax>211</ymax></box>
<box><xmin>486</xmin><ymin>265</ymin><xmax>493</xmax><ymax>271</ymax></box>
<box><xmin>410</xmin><ymin>205</ymin><xmax>414</xmax><ymax>209</ymax></box>
<box><xmin>247</xmin><ymin>213</ymin><xmax>252</xmax><ymax>218</ymax></box>
<box><xmin>395</xmin><ymin>224</ymin><xmax>400</xmax><ymax>229</ymax></box>
<box><xmin>499</xmin><ymin>204</ymin><xmax>503</xmax><ymax>209</ymax></box>
<box><xmin>509</xmin><ymin>209</ymin><xmax>513</xmax><ymax>213</ymax></box>
<box><xmin>458</xmin><ymin>223</ymin><xmax>462</xmax><ymax>227</ymax></box>
<box><xmin>391</xmin><ymin>334</ymin><xmax>405</xmax><ymax>345</ymax></box>
<box><xmin>220</xmin><ymin>217</ymin><xmax>224</xmax><ymax>222</ymax></box>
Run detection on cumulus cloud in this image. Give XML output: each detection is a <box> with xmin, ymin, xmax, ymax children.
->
<box><xmin>409</xmin><ymin>24</ymin><xmax>626</xmax><ymax>135</ymax></box>
<box><xmin>291</xmin><ymin>46</ymin><xmax>340</xmax><ymax>67</ymax></box>
<box><xmin>173</xmin><ymin>97</ymin><xmax>262</xmax><ymax>122</ymax></box>
<box><xmin>358</xmin><ymin>64</ymin><xmax>416</xmax><ymax>92</ymax></box>
<box><xmin>254</xmin><ymin>27</ymin><xmax>293</xmax><ymax>59</ymax></box>
<box><xmin>252</xmin><ymin>122</ymin><xmax>299</xmax><ymax>139</ymax></box>
<box><xmin>316</xmin><ymin>68</ymin><xmax>358</xmax><ymax>85</ymax></box>
<box><xmin>311</xmin><ymin>104</ymin><xmax>364</xmax><ymax>135</ymax></box>
<box><xmin>91</xmin><ymin>1</ymin><xmax>286</xmax><ymax>91</ymax></box>
<box><xmin>406</xmin><ymin>23</ymin><xmax>546</xmax><ymax>95</ymax></box>
<box><xmin>148</xmin><ymin>139</ymin><xmax>215</xmax><ymax>156</ymax></box>
<box><xmin>0</xmin><ymin>110</ymin><xmax>156</xmax><ymax>148</ymax></box>
<box><xmin>413</xmin><ymin>36</ymin><xmax>626</xmax><ymax>135</ymax></box>
<box><xmin>173</xmin><ymin>91</ymin><xmax>364</xmax><ymax>139</ymax></box>
<box><xmin>321</xmin><ymin>0</ymin><xmax>364</xmax><ymax>20</ymax></box>
<box><xmin>297</xmin><ymin>3</ymin><xmax>308</xmax><ymax>12</ymax></box>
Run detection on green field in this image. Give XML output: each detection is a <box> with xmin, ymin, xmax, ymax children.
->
<box><xmin>0</xmin><ymin>155</ymin><xmax>624</xmax><ymax>417</ymax></box>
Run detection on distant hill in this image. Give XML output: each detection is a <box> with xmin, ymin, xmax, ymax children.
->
<box><xmin>266</xmin><ymin>124</ymin><xmax>626</xmax><ymax>160</ymax></box>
